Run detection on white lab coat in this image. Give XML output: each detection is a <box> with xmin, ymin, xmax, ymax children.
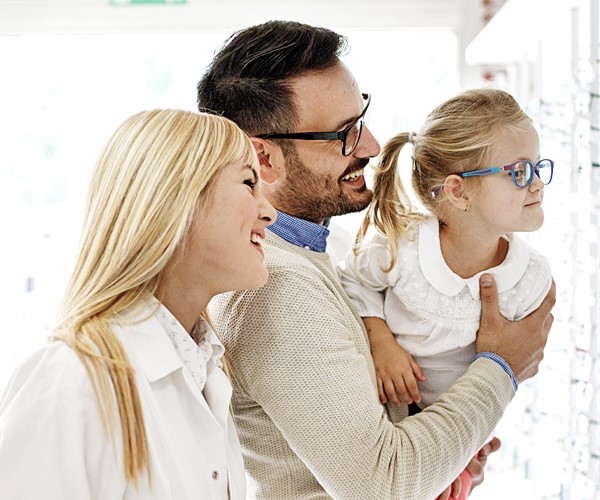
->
<box><xmin>0</xmin><ymin>305</ymin><xmax>246</xmax><ymax>499</ymax></box>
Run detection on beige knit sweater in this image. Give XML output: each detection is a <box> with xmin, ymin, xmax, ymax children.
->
<box><xmin>210</xmin><ymin>231</ymin><xmax>515</xmax><ymax>500</ymax></box>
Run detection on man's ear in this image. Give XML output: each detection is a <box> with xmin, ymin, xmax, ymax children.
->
<box><xmin>251</xmin><ymin>138</ymin><xmax>283</xmax><ymax>185</ymax></box>
<box><xmin>442</xmin><ymin>174</ymin><xmax>470</xmax><ymax>211</ymax></box>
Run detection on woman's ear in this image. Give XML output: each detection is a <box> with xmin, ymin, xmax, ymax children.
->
<box><xmin>442</xmin><ymin>174</ymin><xmax>470</xmax><ymax>211</ymax></box>
<box><xmin>251</xmin><ymin>139</ymin><xmax>283</xmax><ymax>185</ymax></box>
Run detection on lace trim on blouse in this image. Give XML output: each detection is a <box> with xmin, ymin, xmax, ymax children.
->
<box><xmin>152</xmin><ymin>298</ymin><xmax>224</xmax><ymax>391</ymax></box>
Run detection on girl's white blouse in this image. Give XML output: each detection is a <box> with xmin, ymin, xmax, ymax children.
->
<box><xmin>0</xmin><ymin>300</ymin><xmax>245</xmax><ymax>500</ymax></box>
<box><xmin>338</xmin><ymin>216</ymin><xmax>552</xmax><ymax>406</ymax></box>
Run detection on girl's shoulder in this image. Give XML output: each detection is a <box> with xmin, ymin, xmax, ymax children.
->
<box><xmin>510</xmin><ymin>235</ymin><xmax>551</xmax><ymax>279</ymax></box>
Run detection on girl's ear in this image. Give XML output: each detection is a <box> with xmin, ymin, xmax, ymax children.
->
<box><xmin>251</xmin><ymin>138</ymin><xmax>284</xmax><ymax>185</ymax></box>
<box><xmin>442</xmin><ymin>174</ymin><xmax>471</xmax><ymax>211</ymax></box>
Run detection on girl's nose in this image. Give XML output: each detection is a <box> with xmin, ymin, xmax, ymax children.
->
<box><xmin>529</xmin><ymin>169</ymin><xmax>545</xmax><ymax>191</ymax></box>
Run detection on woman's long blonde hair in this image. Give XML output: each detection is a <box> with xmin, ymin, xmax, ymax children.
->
<box><xmin>356</xmin><ymin>88</ymin><xmax>532</xmax><ymax>271</ymax></box>
<box><xmin>53</xmin><ymin>109</ymin><xmax>258</xmax><ymax>486</ymax></box>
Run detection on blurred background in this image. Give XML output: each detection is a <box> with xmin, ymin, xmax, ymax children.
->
<box><xmin>0</xmin><ymin>0</ymin><xmax>598</xmax><ymax>498</ymax></box>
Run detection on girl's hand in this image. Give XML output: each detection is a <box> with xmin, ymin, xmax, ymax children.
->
<box><xmin>362</xmin><ymin>317</ymin><xmax>426</xmax><ymax>406</ymax></box>
<box><xmin>376</xmin><ymin>345</ymin><xmax>425</xmax><ymax>406</ymax></box>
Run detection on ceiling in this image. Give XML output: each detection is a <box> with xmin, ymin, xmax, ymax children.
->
<box><xmin>0</xmin><ymin>0</ymin><xmax>474</xmax><ymax>35</ymax></box>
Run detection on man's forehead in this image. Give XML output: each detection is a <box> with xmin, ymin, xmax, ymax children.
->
<box><xmin>291</xmin><ymin>62</ymin><xmax>357</xmax><ymax>95</ymax></box>
<box><xmin>289</xmin><ymin>63</ymin><xmax>362</xmax><ymax>129</ymax></box>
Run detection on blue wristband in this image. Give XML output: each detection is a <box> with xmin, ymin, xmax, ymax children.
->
<box><xmin>471</xmin><ymin>352</ymin><xmax>518</xmax><ymax>392</ymax></box>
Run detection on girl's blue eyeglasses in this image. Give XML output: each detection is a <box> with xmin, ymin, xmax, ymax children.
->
<box><xmin>431</xmin><ymin>159</ymin><xmax>554</xmax><ymax>198</ymax></box>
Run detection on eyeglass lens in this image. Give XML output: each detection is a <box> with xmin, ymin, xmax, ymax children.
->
<box><xmin>344</xmin><ymin>119</ymin><xmax>364</xmax><ymax>156</ymax></box>
<box><xmin>535</xmin><ymin>159</ymin><xmax>553</xmax><ymax>184</ymax></box>
<box><xmin>512</xmin><ymin>160</ymin><xmax>553</xmax><ymax>187</ymax></box>
<box><xmin>512</xmin><ymin>161</ymin><xmax>531</xmax><ymax>186</ymax></box>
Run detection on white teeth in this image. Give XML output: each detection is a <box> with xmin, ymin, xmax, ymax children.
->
<box><xmin>251</xmin><ymin>233</ymin><xmax>264</xmax><ymax>246</ymax></box>
<box><xmin>341</xmin><ymin>169</ymin><xmax>364</xmax><ymax>181</ymax></box>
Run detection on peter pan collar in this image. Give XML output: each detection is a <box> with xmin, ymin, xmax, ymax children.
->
<box><xmin>418</xmin><ymin>216</ymin><xmax>530</xmax><ymax>300</ymax></box>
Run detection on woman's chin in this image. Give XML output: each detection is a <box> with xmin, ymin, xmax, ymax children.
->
<box><xmin>231</xmin><ymin>267</ymin><xmax>270</xmax><ymax>293</ymax></box>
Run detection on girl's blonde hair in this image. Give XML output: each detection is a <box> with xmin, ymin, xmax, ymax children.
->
<box><xmin>53</xmin><ymin>109</ymin><xmax>258</xmax><ymax>486</ymax></box>
<box><xmin>357</xmin><ymin>88</ymin><xmax>532</xmax><ymax>271</ymax></box>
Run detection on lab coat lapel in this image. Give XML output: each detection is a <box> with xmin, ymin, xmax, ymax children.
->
<box><xmin>115</xmin><ymin>308</ymin><xmax>183</xmax><ymax>383</ymax></box>
<box><xmin>117</xmin><ymin>303</ymin><xmax>231</xmax><ymax>430</ymax></box>
<box><xmin>202</xmin><ymin>367</ymin><xmax>232</xmax><ymax>430</ymax></box>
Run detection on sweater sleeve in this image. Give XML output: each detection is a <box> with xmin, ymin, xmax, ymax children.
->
<box><xmin>215</xmin><ymin>265</ymin><xmax>515</xmax><ymax>500</ymax></box>
<box><xmin>337</xmin><ymin>232</ymin><xmax>397</xmax><ymax>319</ymax></box>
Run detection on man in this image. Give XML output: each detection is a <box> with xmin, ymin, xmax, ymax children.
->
<box><xmin>198</xmin><ymin>20</ymin><xmax>555</xmax><ymax>499</ymax></box>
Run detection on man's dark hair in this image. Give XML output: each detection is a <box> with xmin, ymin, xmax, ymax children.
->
<box><xmin>197</xmin><ymin>20</ymin><xmax>348</xmax><ymax>136</ymax></box>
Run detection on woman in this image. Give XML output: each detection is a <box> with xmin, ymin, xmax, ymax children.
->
<box><xmin>0</xmin><ymin>109</ymin><xmax>275</xmax><ymax>499</ymax></box>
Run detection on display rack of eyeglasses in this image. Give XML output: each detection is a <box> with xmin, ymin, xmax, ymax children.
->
<box><xmin>479</xmin><ymin>1</ymin><xmax>600</xmax><ymax>498</ymax></box>
<box><xmin>565</xmin><ymin>0</ymin><xmax>600</xmax><ymax>498</ymax></box>
<box><xmin>463</xmin><ymin>1</ymin><xmax>599</xmax><ymax>497</ymax></box>
<box><xmin>518</xmin><ymin>92</ymin><xmax>575</xmax><ymax>499</ymax></box>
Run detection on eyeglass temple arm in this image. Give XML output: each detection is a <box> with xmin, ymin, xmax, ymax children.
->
<box><xmin>459</xmin><ymin>167</ymin><xmax>502</xmax><ymax>178</ymax></box>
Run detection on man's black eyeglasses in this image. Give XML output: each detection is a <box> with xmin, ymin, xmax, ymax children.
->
<box><xmin>256</xmin><ymin>93</ymin><xmax>371</xmax><ymax>156</ymax></box>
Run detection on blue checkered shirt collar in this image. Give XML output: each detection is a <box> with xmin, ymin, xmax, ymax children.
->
<box><xmin>268</xmin><ymin>210</ymin><xmax>331</xmax><ymax>253</ymax></box>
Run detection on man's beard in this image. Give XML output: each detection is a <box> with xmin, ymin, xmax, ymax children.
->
<box><xmin>274</xmin><ymin>145</ymin><xmax>373</xmax><ymax>223</ymax></box>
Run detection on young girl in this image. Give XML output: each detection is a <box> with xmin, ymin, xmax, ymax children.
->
<box><xmin>338</xmin><ymin>88</ymin><xmax>553</xmax><ymax>499</ymax></box>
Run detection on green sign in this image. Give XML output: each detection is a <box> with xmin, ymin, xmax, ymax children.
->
<box><xmin>110</xmin><ymin>0</ymin><xmax>187</xmax><ymax>5</ymax></box>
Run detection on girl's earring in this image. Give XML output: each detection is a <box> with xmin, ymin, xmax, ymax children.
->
<box><xmin>464</xmin><ymin>204</ymin><xmax>470</xmax><ymax>212</ymax></box>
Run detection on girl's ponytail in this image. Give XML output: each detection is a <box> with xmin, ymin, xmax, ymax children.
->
<box><xmin>355</xmin><ymin>132</ymin><xmax>424</xmax><ymax>271</ymax></box>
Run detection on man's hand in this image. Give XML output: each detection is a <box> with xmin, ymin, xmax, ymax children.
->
<box><xmin>436</xmin><ymin>437</ymin><xmax>502</xmax><ymax>499</ymax></box>
<box><xmin>476</xmin><ymin>273</ymin><xmax>556</xmax><ymax>383</ymax></box>
<box><xmin>468</xmin><ymin>437</ymin><xmax>502</xmax><ymax>491</ymax></box>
